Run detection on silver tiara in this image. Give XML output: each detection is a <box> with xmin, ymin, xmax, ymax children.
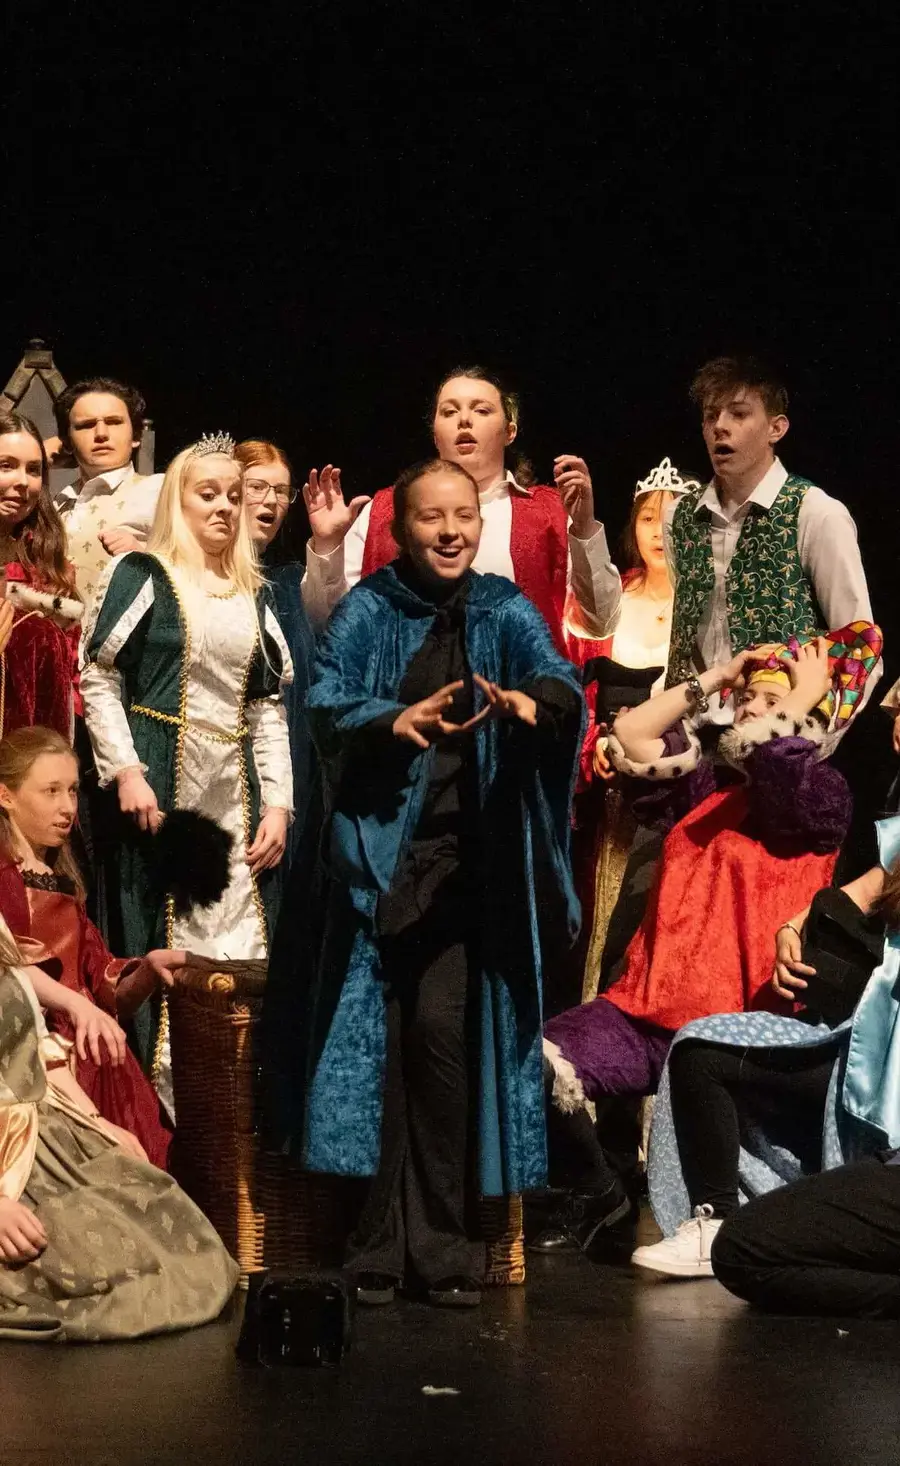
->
<box><xmin>191</xmin><ymin>432</ymin><xmax>236</xmax><ymax>458</ymax></box>
<box><xmin>634</xmin><ymin>456</ymin><xmax>698</xmax><ymax>500</ymax></box>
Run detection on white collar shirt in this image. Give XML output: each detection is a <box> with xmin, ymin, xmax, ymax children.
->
<box><xmin>662</xmin><ymin>456</ymin><xmax>877</xmax><ymax>729</ymax></box>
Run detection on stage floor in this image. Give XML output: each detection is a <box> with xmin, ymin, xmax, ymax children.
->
<box><xmin>2</xmin><ymin>1229</ymin><xmax>898</xmax><ymax>1466</ymax></box>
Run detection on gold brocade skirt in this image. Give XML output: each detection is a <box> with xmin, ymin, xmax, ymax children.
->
<box><xmin>0</xmin><ymin>1103</ymin><xmax>238</xmax><ymax>1343</ymax></box>
<box><xmin>581</xmin><ymin>787</ymin><xmax>637</xmax><ymax>1003</ymax></box>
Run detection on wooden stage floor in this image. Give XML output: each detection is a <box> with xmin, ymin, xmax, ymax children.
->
<box><xmin>2</xmin><ymin>1230</ymin><xmax>897</xmax><ymax>1466</ymax></box>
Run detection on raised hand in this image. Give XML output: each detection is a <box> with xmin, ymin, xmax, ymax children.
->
<box><xmin>473</xmin><ymin>674</ymin><xmax>538</xmax><ymax>726</ymax></box>
<box><xmin>786</xmin><ymin>638</ymin><xmax>833</xmax><ymax>712</ymax></box>
<box><xmin>391</xmin><ymin>682</ymin><xmax>488</xmax><ymax>750</ymax></box>
<box><xmin>303</xmin><ymin>466</ymin><xmax>372</xmax><ymax>554</ymax></box>
<box><xmin>553</xmin><ymin>454</ymin><xmax>597</xmax><ymax>538</ymax></box>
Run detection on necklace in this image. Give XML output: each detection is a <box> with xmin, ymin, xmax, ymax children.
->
<box><xmin>641</xmin><ymin>589</ymin><xmax>673</xmax><ymax>625</ymax></box>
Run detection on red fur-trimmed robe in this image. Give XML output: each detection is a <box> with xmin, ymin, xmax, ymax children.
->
<box><xmin>1</xmin><ymin>561</ymin><xmax>78</xmax><ymax>738</ymax></box>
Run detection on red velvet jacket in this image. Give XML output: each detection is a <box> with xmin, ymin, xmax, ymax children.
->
<box><xmin>361</xmin><ymin>484</ymin><xmax>571</xmax><ymax>653</ymax></box>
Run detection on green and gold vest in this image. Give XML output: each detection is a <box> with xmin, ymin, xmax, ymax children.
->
<box><xmin>667</xmin><ymin>474</ymin><xmax>824</xmax><ymax>684</ymax></box>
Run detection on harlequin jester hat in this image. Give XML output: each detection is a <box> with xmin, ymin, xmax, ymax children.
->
<box><xmin>744</xmin><ymin>620</ymin><xmax>883</xmax><ymax>728</ymax></box>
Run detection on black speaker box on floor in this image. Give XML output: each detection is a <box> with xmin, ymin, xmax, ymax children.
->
<box><xmin>236</xmin><ymin>1269</ymin><xmax>354</xmax><ymax>1367</ymax></box>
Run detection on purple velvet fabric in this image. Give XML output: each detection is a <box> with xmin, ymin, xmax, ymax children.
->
<box><xmin>545</xmin><ymin>998</ymin><xmax>673</xmax><ymax>1100</ymax></box>
<box><xmin>742</xmin><ymin>737</ymin><xmax>852</xmax><ymax>854</ymax></box>
<box><xmin>627</xmin><ymin>727</ymin><xmax>850</xmax><ymax>854</ymax></box>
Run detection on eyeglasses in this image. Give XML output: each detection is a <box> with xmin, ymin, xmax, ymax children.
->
<box><xmin>244</xmin><ymin>478</ymin><xmax>298</xmax><ymax>505</ymax></box>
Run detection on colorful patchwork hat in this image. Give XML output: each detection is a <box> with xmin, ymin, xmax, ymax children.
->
<box><xmin>745</xmin><ymin>621</ymin><xmax>883</xmax><ymax>728</ymax></box>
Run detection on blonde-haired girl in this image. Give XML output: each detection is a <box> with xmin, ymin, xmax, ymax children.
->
<box><xmin>80</xmin><ymin>438</ymin><xmax>294</xmax><ymax>1097</ymax></box>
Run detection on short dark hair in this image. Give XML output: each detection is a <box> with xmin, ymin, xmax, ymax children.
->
<box><xmin>690</xmin><ymin>356</ymin><xmax>789</xmax><ymax>417</ymax></box>
<box><xmin>54</xmin><ymin>376</ymin><xmax>148</xmax><ymax>448</ymax></box>
<box><xmin>392</xmin><ymin>458</ymin><xmax>480</xmax><ymax>526</ymax></box>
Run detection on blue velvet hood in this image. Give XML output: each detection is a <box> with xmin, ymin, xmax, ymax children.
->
<box><xmin>286</xmin><ymin>565</ymin><xmax>584</xmax><ymax>1195</ymax></box>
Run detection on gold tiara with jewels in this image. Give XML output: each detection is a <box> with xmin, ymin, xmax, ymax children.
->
<box><xmin>634</xmin><ymin>456</ymin><xmax>699</xmax><ymax>500</ymax></box>
<box><xmin>191</xmin><ymin>432</ymin><xmax>236</xmax><ymax>458</ymax></box>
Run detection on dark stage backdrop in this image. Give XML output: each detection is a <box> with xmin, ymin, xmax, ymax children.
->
<box><xmin>7</xmin><ymin>2</ymin><xmax>898</xmax><ymax>861</ymax></box>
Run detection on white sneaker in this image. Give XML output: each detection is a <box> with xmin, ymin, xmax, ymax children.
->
<box><xmin>631</xmin><ymin>1204</ymin><xmax>722</xmax><ymax>1278</ymax></box>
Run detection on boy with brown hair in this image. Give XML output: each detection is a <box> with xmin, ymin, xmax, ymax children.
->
<box><xmin>664</xmin><ymin>356</ymin><xmax>876</xmax><ymax>722</ymax></box>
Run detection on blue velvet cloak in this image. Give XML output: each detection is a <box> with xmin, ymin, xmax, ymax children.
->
<box><xmin>266</xmin><ymin>561</ymin><xmax>317</xmax><ymax>870</ymax></box>
<box><xmin>283</xmin><ymin>565</ymin><xmax>583</xmax><ymax>1196</ymax></box>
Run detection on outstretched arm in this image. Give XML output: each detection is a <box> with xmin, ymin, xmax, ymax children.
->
<box><xmin>612</xmin><ymin>652</ymin><xmax>753</xmax><ymax>764</ymax></box>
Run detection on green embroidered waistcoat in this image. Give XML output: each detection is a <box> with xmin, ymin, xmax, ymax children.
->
<box><xmin>667</xmin><ymin>474</ymin><xmax>824</xmax><ymax>684</ymax></box>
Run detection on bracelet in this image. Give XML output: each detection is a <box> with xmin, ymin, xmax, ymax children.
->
<box><xmin>685</xmin><ymin>673</ymin><xmax>709</xmax><ymax>714</ymax></box>
<box><xmin>777</xmin><ymin>922</ymin><xmax>802</xmax><ymax>940</ymax></box>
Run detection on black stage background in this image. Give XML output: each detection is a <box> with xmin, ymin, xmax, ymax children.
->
<box><xmin>7</xmin><ymin>2</ymin><xmax>899</xmax><ymax>854</ymax></box>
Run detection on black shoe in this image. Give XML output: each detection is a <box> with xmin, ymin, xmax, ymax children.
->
<box><xmin>426</xmin><ymin>1276</ymin><xmax>482</xmax><ymax>1308</ymax></box>
<box><xmin>528</xmin><ymin>1221</ymin><xmax>579</xmax><ymax>1253</ymax></box>
<box><xmin>529</xmin><ymin>1185</ymin><xmax>632</xmax><ymax>1255</ymax></box>
<box><xmin>353</xmin><ymin>1272</ymin><xmax>397</xmax><ymax>1306</ymax></box>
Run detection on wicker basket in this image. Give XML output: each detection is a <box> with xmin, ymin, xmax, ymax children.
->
<box><xmin>168</xmin><ymin>958</ymin><xmax>525</xmax><ymax>1285</ymax></box>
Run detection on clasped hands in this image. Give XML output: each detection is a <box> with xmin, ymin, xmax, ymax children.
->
<box><xmin>393</xmin><ymin>675</ymin><xmax>538</xmax><ymax>750</ymax></box>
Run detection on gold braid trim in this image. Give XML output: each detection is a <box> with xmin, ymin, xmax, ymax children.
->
<box><xmin>130</xmin><ymin>703</ymin><xmax>248</xmax><ymax>744</ymax></box>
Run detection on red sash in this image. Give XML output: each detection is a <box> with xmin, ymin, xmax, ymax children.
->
<box><xmin>360</xmin><ymin>484</ymin><xmax>570</xmax><ymax>653</ymax></box>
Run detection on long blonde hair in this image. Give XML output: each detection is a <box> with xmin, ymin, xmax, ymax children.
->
<box><xmin>0</xmin><ymin>727</ymin><xmax>86</xmax><ymax>904</ymax></box>
<box><xmin>147</xmin><ymin>445</ymin><xmax>263</xmax><ymax>599</ymax></box>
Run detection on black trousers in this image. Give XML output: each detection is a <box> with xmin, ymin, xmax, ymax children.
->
<box><xmin>712</xmin><ymin>1157</ymin><xmax>900</xmax><ymax>1318</ymax></box>
<box><xmin>344</xmin><ymin>920</ymin><xmax>485</xmax><ymax>1287</ymax></box>
<box><xmin>669</xmin><ymin>1040</ymin><xmax>835</xmax><ymax>1217</ymax></box>
<box><xmin>543</xmin><ymin>1060</ymin><xmax>622</xmax><ymax>1195</ymax></box>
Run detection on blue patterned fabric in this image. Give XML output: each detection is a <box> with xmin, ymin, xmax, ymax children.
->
<box><xmin>285</xmin><ymin>566</ymin><xmax>584</xmax><ymax>1195</ymax></box>
<box><xmin>649</xmin><ymin>1011</ymin><xmax>848</xmax><ymax>1237</ymax></box>
<box><xmin>649</xmin><ymin>818</ymin><xmax>900</xmax><ymax>1236</ymax></box>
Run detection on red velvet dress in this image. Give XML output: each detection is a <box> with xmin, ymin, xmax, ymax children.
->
<box><xmin>361</xmin><ymin>484</ymin><xmax>571</xmax><ymax>653</ymax></box>
<box><xmin>1</xmin><ymin>561</ymin><xmax>78</xmax><ymax>737</ymax></box>
<box><xmin>0</xmin><ymin>861</ymin><xmax>171</xmax><ymax>1167</ymax></box>
<box><xmin>604</xmin><ymin>786</ymin><xmax>838</xmax><ymax>1031</ymax></box>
